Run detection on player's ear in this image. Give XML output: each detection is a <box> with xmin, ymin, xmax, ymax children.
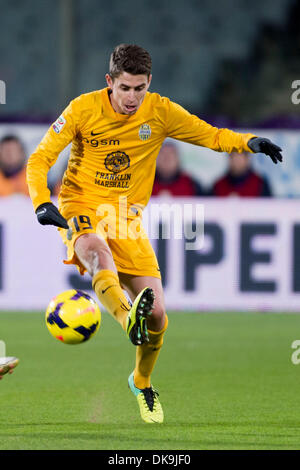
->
<box><xmin>105</xmin><ymin>73</ymin><xmax>113</xmax><ymax>89</ymax></box>
<box><xmin>147</xmin><ymin>74</ymin><xmax>152</xmax><ymax>89</ymax></box>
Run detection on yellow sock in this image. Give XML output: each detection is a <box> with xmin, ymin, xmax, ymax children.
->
<box><xmin>92</xmin><ymin>269</ymin><xmax>131</xmax><ymax>330</ymax></box>
<box><xmin>134</xmin><ymin>314</ymin><xmax>168</xmax><ymax>389</ymax></box>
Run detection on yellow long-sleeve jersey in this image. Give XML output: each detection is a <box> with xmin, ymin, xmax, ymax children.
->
<box><xmin>26</xmin><ymin>87</ymin><xmax>255</xmax><ymax>211</ymax></box>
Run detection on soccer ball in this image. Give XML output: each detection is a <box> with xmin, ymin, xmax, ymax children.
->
<box><xmin>45</xmin><ymin>290</ymin><xmax>101</xmax><ymax>345</ymax></box>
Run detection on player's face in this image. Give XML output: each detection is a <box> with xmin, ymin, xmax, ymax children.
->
<box><xmin>106</xmin><ymin>72</ymin><xmax>152</xmax><ymax>115</ymax></box>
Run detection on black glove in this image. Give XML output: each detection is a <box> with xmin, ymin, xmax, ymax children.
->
<box><xmin>35</xmin><ymin>202</ymin><xmax>69</xmax><ymax>229</ymax></box>
<box><xmin>247</xmin><ymin>137</ymin><xmax>283</xmax><ymax>164</ymax></box>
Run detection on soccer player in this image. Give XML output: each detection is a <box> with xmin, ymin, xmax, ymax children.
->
<box><xmin>26</xmin><ymin>44</ymin><xmax>282</xmax><ymax>423</ymax></box>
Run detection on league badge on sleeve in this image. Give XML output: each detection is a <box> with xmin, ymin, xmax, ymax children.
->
<box><xmin>52</xmin><ymin>115</ymin><xmax>66</xmax><ymax>134</ymax></box>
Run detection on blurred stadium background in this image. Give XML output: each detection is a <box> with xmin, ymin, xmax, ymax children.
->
<box><xmin>0</xmin><ymin>0</ymin><xmax>299</xmax><ymax>312</ymax></box>
<box><xmin>1</xmin><ymin>0</ymin><xmax>300</xmax><ymax>451</ymax></box>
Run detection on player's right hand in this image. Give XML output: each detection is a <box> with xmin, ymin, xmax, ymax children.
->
<box><xmin>35</xmin><ymin>202</ymin><xmax>69</xmax><ymax>229</ymax></box>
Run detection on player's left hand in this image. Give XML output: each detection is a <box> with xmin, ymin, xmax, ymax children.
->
<box><xmin>247</xmin><ymin>137</ymin><xmax>283</xmax><ymax>164</ymax></box>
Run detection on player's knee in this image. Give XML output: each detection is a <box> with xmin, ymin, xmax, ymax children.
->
<box><xmin>149</xmin><ymin>303</ymin><xmax>166</xmax><ymax>331</ymax></box>
<box><xmin>75</xmin><ymin>233</ymin><xmax>113</xmax><ymax>275</ymax></box>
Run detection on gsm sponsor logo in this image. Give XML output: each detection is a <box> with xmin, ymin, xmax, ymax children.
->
<box><xmin>83</xmin><ymin>136</ymin><xmax>120</xmax><ymax>147</ymax></box>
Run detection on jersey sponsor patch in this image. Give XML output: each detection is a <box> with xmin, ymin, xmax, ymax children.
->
<box><xmin>105</xmin><ymin>151</ymin><xmax>130</xmax><ymax>173</ymax></box>
<box><xmin>138</xmin><ymin>123</ymin><xmax>151</xmax><ymax>141</ymax></box>
<box><xmin>52</xmin><ymin>115</ymin><xmax>66</xmax><ymax>134</ymax></box>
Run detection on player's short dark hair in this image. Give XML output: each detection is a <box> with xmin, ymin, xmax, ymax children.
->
<box><xmin>109</xmin><ymin>44</ymin><xmax>152</xmax><ymax>80</ymax></box>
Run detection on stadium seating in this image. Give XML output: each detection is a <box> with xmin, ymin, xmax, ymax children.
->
<box><xmin>208</xmin><ymin>0</ymin><xmax>300</xmax><ymax>122</ymax></box>
<box><xmin>0</xmin><ymin>0</ymin><xmax>294</xmax><ymax>118</ymax></box>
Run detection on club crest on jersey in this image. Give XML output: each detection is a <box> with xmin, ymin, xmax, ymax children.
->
<box><xmin>105</xmin><ymin>151</ymin><xmax>130</xmax><ymax>174</ymax></box>
<box><xmin>52</xmin><ymin>115</ymin><xmax>66</xmax><ymax>134</ymax></box>
<box><xmin>138</xmin><ymin>123</ymin><xmax>151</xmax><ymax>141</ymax></box>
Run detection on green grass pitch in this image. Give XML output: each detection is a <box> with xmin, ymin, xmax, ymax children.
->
<box><xmin>0</xmin><ymin>310</ymin><xmax>300</xmax><ymax>450</ymax></box>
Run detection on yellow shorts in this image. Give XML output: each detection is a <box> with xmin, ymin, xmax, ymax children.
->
<box><xmin>58</xmin><ymin>201</ymin><xmax>161</xmax><ymax>279</ymax></box>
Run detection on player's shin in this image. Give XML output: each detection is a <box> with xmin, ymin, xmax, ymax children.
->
<box><xmin>134</xmin><ymin>314</ymin><xmax>168</xmax><ymax>389</ymax></box>
<box><xmin>92</xmin><ymin>269</ymin><xmax>130</xmax><ymax>330</ymax></box>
